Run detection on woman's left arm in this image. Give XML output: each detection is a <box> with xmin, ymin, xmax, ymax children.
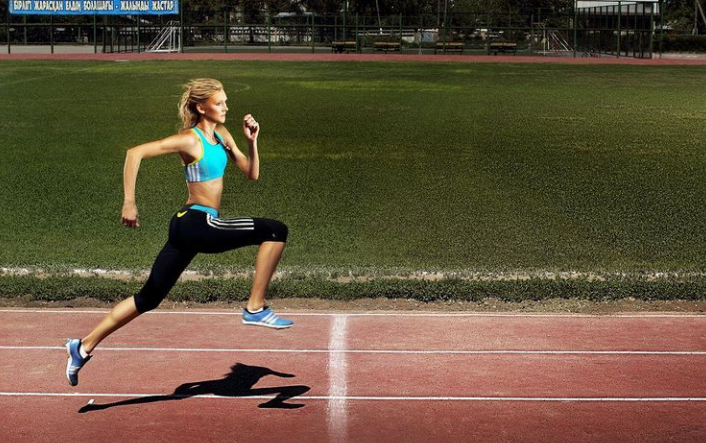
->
<box><xmin>216</xmin><ymin>115</ymin><xmax>260</xmax><ymax>181</ymax></box>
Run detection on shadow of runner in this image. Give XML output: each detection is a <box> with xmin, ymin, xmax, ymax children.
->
<box><xmin>78</xmin><ymin>363</ymin><xmax>310</xmax><ymax>413</ymax></box>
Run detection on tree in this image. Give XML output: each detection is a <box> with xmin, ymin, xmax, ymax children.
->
<box><xmin>665</xmin><ymin>0</ymin><xmax>696</xmax><ymax>33</ymax></box>
<box><xmin>300</xmin><ymin>0</ymin><xmax>342</xmax><ymax>15</ymax></box>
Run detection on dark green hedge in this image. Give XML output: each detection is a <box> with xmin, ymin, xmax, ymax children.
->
<box><xmin>659</xmin><ymin>34</ymin><xmax>706</xmax><ymax>52</ymax></box>
<box><xmin>1</xmin><ymin>275</ymin><xmax>705</xmax><ymax>305</ymax></box>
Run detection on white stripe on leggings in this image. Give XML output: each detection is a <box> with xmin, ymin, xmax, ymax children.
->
<box><xmin>206</xmin><ymin>215</ymin><xmax>255</xmax><ymax>231</ymax></box>
<box><xmin>207</xmin><ymin>216</ymin><xmax>254</xmax><ymax>226</ymax></box>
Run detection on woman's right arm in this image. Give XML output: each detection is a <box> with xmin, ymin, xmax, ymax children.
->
<box><xmin>121</xmin><ymin>133</ymin><xmax>198</xmax><ymax>228</ymax></box>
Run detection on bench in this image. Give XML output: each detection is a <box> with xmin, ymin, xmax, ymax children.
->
<box><xmin>331</xmin><ymin>40</ymin><xmax>357</xmax><ymax>53</ymax></box>
<box><xmin>374</xmin><ymin>41</ymin><xmax>401</xmax><ymax>53</ymax></box>
<box><xmin>435</xmin><ymin>42</ymin><xmax>464</xmax><ymax>54</ymax></box>
<box><xmin>488</xmin><ymin>42</ymin><xmax>517</xmax><ymax>55</ymax></box>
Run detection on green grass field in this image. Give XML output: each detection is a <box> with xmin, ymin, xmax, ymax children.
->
<box><xmin>2</xmin><ymin>60</ymin><xmax>706</xmax><ymax>300</ymax></box>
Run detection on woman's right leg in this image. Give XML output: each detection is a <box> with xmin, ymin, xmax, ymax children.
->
<box><xmin>67</xmin><ymin>297</ymin><xmax>141</xmax><ymax>386</ymax></box>
<box><xmin>81</xmin><ymin>296</ymin><xmax>141</xmax><ymax>353</ymax></box>
<box><xmin>84</xmin><ymin>241</ymin><xmax>196</xmax><ymax>353</ymax></box>
<box><xmin>66</xmin><ymin>240</ymin><xmax>195</xmax><ymax>386</ymax></box>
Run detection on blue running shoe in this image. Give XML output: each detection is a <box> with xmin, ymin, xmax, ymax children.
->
<box><xmin>242</xmin><ymin>307</ymin><xmax>293</xmax><ymax>329</ymax></box>
<box><xmin>65</xmin><ymin>339</ymin><xmax>91</xmax><ymax>387</ymax></box>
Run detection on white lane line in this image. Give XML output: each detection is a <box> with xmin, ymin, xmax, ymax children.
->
<box><xmin>1</xmin><ymin>309</ymin><xmax>705</xmax><ymax>318</ymax></box>
<box><xmin>2</xmin><ymin>392</ymin><xmax>706</xmax><ymax>402</ymax></box>
<box><xmin>327</xmin><ymin>315</ymin><xmax>348</xmax><ymax>443</ymax></box>
<box><xmin>2</xmin><ymin>345</ymin><xmax>706</xmax><ymax>355</ymax></box>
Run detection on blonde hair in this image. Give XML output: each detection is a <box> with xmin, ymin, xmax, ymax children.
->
<box><xmin>178</xmin><ymin>78</ymin><xmax>224</xmax><ymax>129</ymax></box>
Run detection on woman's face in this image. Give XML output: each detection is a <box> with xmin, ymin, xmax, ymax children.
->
<box><xmin>198</xmin><ymin>89</ymin><xmax>228</xmax><ymax>124</ymax></box>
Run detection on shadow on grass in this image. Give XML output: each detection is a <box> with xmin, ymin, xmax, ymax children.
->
<box><xmin>78</xmin><ymin>363</ymin><xmax>310</xmax><ymax>413</ymax></box>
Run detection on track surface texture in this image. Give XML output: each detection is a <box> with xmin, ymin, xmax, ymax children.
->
<box><xmin>1</xmin><ymin>308</ymin><xmax>705</xmax><ymax>442</ymax></box>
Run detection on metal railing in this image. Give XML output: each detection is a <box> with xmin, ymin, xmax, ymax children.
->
<box><xmin>2</xmin><ymin>9</ymin><xmax>666</xmax><ymax>58</ymax></box>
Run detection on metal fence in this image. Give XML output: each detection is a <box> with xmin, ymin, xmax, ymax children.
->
<box><xmin>2</xmin><ymin>4</ymin><xmax>666</xmax><ymax>58</ymax></box>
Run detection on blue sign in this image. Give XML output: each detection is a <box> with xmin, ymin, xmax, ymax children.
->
<box><xmin>10</xmin><ymin>0</ymin><xmax>179</xmax><ymax>15</ymax></box>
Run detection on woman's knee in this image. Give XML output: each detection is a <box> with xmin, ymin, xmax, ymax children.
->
<box><xmin>134</xmin><ymin>278</ymin><xmax>170</xmax><ymax>313</ymax></box>
<box><xmin>134</xmin><ymin>292</ymin><xmax>163</xmax><ymax>313</ymax></box>
<box><xmin>272</xmin><ymin>220</ymin><xmax>288</xmax><ymax>242</ymax></box>
<box><xmin>134</xmin><ymin>242</ymin><xmax>194</xmax><ymax>313</ymax></box>
<box><xmin>261</xmin><ymin>219</ymin><xmax>288</xmax><ymax>243</ymax></box>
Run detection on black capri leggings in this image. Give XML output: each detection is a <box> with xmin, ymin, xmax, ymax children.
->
<box><xmin>133</xmin><ymin>205</ymin><xmax>288</xmax><ymax>313</ymax></box>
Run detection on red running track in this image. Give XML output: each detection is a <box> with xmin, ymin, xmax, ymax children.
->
<box><xmin>1</xmin><ymin>309</ymin><xmax>706</xmax><ymax>442</ymax></box>
<box><xmin>2</xmin><ymin>52</ymin><xmax>706</xmax><ymax>66</ymax></box>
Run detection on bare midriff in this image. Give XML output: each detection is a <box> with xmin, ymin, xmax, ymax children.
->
<box><xmin>185</xmin><ymin>177</ymin><xmax>224</xmax><ymax>210</ymax></box>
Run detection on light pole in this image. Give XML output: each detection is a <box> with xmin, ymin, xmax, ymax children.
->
<box><xmin>437</xmin><ymin>0</ymin><xmax>441</xmax><ymax>27</ymax></box>
<box><xmin>442</xmin><ymin>0</ymin><xmax>448</xmax><ymax>43</ymax></box>
<box><xmin>344</xmin><ymin>0</ymin><xmax>348</xmax><ymax>40</ymax></box>
<box><xmin>375</xmin><ymin>0</ymin><xmax>382</xmax><ymax>33</ymax></box>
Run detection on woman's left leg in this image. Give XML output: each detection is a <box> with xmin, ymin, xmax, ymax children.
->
<box><xmin>199</xmin><ymin>214</ymin><xmax>292</xmax><ymax>328</ymax></box>
<box><xmin>246</xmin><ymin>241</ymin><xmax>286</xmax><ymax>312</ymax></box>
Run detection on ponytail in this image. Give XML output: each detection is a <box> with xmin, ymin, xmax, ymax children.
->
<box><xmin>178</xmin><ymin>78</ymin><xmax>224</xmax><ymax>129</ymax></box>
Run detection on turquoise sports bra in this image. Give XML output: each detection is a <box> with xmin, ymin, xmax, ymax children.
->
<box><xmin>184</xmin><ymin>127</ymin><xmax>229</xmax><ymax>182</ymax></box>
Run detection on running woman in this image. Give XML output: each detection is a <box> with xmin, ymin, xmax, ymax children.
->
<box><xmin>66</xmin><ymin>78</ymin><xmax>292</xmax><ymax>386</ymax></box>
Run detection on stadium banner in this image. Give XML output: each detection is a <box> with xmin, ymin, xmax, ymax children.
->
<box><xmin>9</xmin><ymin>0</ymin><xmax>179</xmax><ymax>15</ymax></box>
